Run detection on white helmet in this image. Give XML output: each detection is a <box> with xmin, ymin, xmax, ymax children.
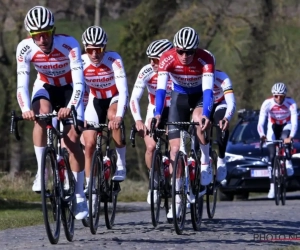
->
<box><xmin>82</xmin><ymin>26</ymin><xmax>107</xmax><ymax>46</ymax></box>
<box><xmin>146</xmin><ymin>39</ymin><xmax>173</xmax><ymax>58</ymax></box>
<box><xmin>271</xmin><ymin>82</ymin><xmax>287</xmax><ymax>95</ymax></box>
<box><xmin>24</xmin><ymin>6</ymin><xmax>54</xmax><ymax>32</ymax></box>
<box><xmin>173</xmin><ymin>27</ymin><xmax>199</xmax><ymax>50</ymax></box>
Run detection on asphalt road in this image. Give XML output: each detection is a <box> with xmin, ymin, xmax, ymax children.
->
<box><xmin>1</xmin><ymin>193</ymin><xmax>300</xmax><ymax>250</ymax></box>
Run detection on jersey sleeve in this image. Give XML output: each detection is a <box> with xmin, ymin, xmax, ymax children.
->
<box><xmin>16</xmin><ymin>41</ymin><xmax>31</xmax><ymax>112</ymax></box>
<box><xmin>257</xmin><ymin>100</ymin><xmax>269</xmax><ymax>137</ymax></box>
<box><xmin>221</xmin><ymin>75</ymin><xmax>236</xmax><ymax>121</ymax></box>
<box><xmin>67</xmin><ymin>39</ymin><xmax>85</xmax><ymax>109</ymax></box>
<box><xmin>130</xmin><ymin>67</ymin><xmax>147</xmax><ymax>121</ymax></box>
<box><xmin>289</xmin><ymin>99</ymin><xmax>298</xmax><ymax>138</ymax></box>
<box><xmin>111</xmin><ymin>54</ymin><xmax>128</xmax><ymax>118</ymax></box>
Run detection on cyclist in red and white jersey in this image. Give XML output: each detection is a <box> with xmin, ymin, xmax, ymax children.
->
<box><xmin>81</xmin><ymin>26</ymin><xmax>128</xmax><ymax>190</ymax></box>
<box><xmin>257</xmin><ymin>82</ymin><xmax>298</xmax><ymax>198</ymax></box>
<box><xmin>130</xmin><ymin>39</ymin><xmax>173</xmax><ymax>204</ymax></box>
<box><xmin>154</xmin><ymin>27</ymin><xmax>215</xmax><ymax>218</ymax></box>
<box><xmin>16</xmin><ymin>6</ymin><xmax>87</xmax><ymax>219</ymax></box>
<box><xmin>210</xmin><ymin>69</ymin><xmax>236</xmax><ymax>182</ymax></box>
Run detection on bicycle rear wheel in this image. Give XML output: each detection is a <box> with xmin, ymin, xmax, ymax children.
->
<box><xmin>41</xmin><ymin>147</ymin><xmax>61</xmax><ymax>244</ymax></box>
<box><xmin>104</xmin><ymin>149</ymin><xmax>119</xmax><ymax>229</ymax></box>
<box><xmin>273</xmin><ymin>157</ymin><xmax>281</xmax><ymax>206</ymax></box>
<box><xmin>150</xmin><ymin>150</ymin><xmax>162</xmax><ymax>228</ymax></box>
<box><xmin>60</xmin><ymin>148</ymin><xmax>75</xmax><ymax>242</ymax></box>
<box><xmin>172</xmin><ymin>151</ymin><xmax>187</xmax><ymax>235</ymax></box>
<box><xmin>206</xmin><ymin>150</ymin><xmax>218</xmax><ymax>218</ymax></box>
<box><xmin>89</xmin><ymin>150</ymin><xmax>103</xmax><ymax>234</ymax></box>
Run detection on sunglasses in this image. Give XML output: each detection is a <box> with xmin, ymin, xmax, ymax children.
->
<box><xmin>274</xmin><ymin>95</ymin><xmax>285</xmax><ymax>98</ymax></box>
<box><xmin>148</xmin><ymin>58</ymin><xmax>159</xmax><ymax>64</ymax></box>
<box><xmin>176</xmin><ymin>49</ymin><xmax>195</xmax><ymax>56</ymax></box>
<box><xmin>86</xmin><ymin>47</ymin><xmax>105</xmax><ymax>54</ymax></box>
<box><xmin>30</xmin><ymin>27</ymin><xmax>54</xmax><ymax>39</ymax></box>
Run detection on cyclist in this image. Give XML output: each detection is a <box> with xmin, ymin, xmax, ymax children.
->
<box><xmin>257</xmin><ymin>82</ymin><xmax>298</xmax><ymax>198</ymax></box>
<box><xmin>81</xmin><ymin>26</ymin><xmax>128</xmax><ymax>193</ymax></box>
<box><xmin>154</xmin><ymin>27</ymin><xmax>215</xmax><ymax>218</ymax></box>
<box><xmin>16</xmin><ymin>6</ymin><xmax>87</xmax><ymax>219</ymax></box>
<box><xmin>129</xmin><ymin>39</ymin><xmax>173</xmax><ymax>204</ymax></box>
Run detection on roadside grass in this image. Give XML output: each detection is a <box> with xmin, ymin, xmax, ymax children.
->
<box><xmin>0</xmin><ymin>173</ymin><xmax>148</xmax><ymax>230</ymax></box>
<box><xmin>275</xmin><ymin>247</ymin><xmax>300</xmax><ymax>250</ymax></box>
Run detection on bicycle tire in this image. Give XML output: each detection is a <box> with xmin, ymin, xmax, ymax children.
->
<box><xmin>273</xmin><ymin>157</ymin><xmax>281</xmax><ymax>206</ymax></box>
<box><xmin>89</xmin><ymin>150</ymin><xmax>103</xmax><ymax>234</ymax></box>
<box><xmin>60</xmin><ymin>148</ymin><xmax>75</xmax><ymax>242</ymax></box>
<box><xmin>104</xmin><ymin>149</ymin><xmax>119</xmax><ymax>229</ymax></box>
<box><xmin>190</xmin><ymin>151</ymin><xmax>203</xmax><ymax>231</ymax></box>
<box><xmin>150</xmin><ymin>150</ymin><xmax>162</xmax><ymax>228</ymax></box>
<box><xmin>206</xmin><ymin>150</ymin><xmax>218</xmax><ymax>219</ymax></box>
<box><xmin>281</xmin><ymin>163</ymin><xmax>287</xmax><ymax>206</ymax></box>
<box><xmin>172</xmin><ymin>151</ymin><xmax>187</xmax><ymax>235</ymax></box>
<box><xmin>41</xmin><ymin>146</ymin><xmax>61</xmax><ymax>244</ymax></box>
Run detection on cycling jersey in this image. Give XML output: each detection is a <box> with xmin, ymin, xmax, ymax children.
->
<box><xmin>16</xmin><ymin>34</ymin><xmax>85</xmax><ymax>112</ymax></box>
<box><xmin>82</xmin><ymin>51</ymin><xmax>128</xmax><ymax>118</ymax></box>
<box><xmin>130</xmin><ymin>64</ymin><xmax>172</xmax><ymax>121</ymax></box>
<box><xmin>258</xmin><ymin>97</ymin><xmax>298</xmax><ymax>138</ymax></box>
<box><xmin>213</xmin><ymin>70</ymin><xmax>236</xmax><ymax>121</ymax></box>
<box><xmin>154</xmin><ymin>47</ymin><xmax>215</xmax><ymax>117</ymax></box>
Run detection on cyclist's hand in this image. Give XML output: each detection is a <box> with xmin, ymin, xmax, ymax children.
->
<box><xmin>135</xmin><ymin>120</ymin><xmax>147</xmax><ymax>137</ymax></box>
<box><xmin>108</xmin><ymin>116</ymin><xmax>122</xmax><ymax>130</ymax></box>
<box><xmin>260</xmin><ymin>135</ymin><xmax>266</xmax><ymax>142</ymax></box>
<box><xmin>201</xmin><ymin>116</ymin><xmax>210</xmax><ymax>131</ymax></box>
<box><xmin>154</xmin><ymin>115</ymin><xmax>161</xmax><ymax>128</ymax></box>
<box><xmin>57</xmin><ymin>107</ymin><xmax>71</xmax><ymax>120</ymax></box>
<box><xmin>284</xmin><ymin>137</ymin><xmax>292</xmax><ymax>144</ymax></box>
<box><xmin>22</xmin><ymin>110</ymin><xmax>35</xmax><ymax>121</ymax></box>
<box><xmin>219</xmin><ymin>118</ymin><xmax>229</xmax><ymax>131</ymax></box>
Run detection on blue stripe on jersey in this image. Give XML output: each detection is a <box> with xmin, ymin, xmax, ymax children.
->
<box><xmin>173</xmin><ymin>84</ymin><xmax>202</xmax><ymax>94</ymax></box>
<box><xmin>154</xmin><ymin>89</ymin><xmax>166</xmax><ymax>116</ymax></box>
<box><xmin>202</xmin><ymin>89</ymin><xmax>213</xmax><ymax>117</ymax></box>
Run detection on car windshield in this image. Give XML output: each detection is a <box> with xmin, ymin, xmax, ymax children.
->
<box><xmin>231</xmin><ymin>120</ymin><xmax>300</xmax><ymax>143</ymax></box>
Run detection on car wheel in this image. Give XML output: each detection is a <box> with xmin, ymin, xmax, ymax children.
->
<box><xmin>218</xmin><ymin>191</ymin><xmax>234</xmax><ymax>201</ymax></box>
<box><xmin>235</xmin><ymin>192</ymin><xmax>249</xmax><ymax>201</ymax></box>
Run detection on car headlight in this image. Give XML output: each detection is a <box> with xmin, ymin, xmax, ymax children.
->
<box><xmin>225</xmin><ymin>152</ymin><xmax>245</xmax><ymax>162</ymax></box>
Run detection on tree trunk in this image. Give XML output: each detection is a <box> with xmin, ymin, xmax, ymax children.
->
<box><xmin>94</xmin><ymin>0</ymin><xmax>101</xmax><ymax>26</ymax></box>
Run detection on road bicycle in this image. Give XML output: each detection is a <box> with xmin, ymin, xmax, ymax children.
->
<box><xmin>10</xmin><ymin>106</ymin><xmax>78</xmax><ymax>244</ymax></box>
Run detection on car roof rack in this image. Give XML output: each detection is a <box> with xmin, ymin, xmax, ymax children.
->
<box><xmin>237</xmin><ymin>109</ymin><xmax>260</xmax><ymax>121</ymax></box>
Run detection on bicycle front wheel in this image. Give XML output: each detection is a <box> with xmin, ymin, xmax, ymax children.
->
<box><xmin>281</xmin><ymin>163</ymin><xmax>287</xmax><ymax>206</ymax></box>
<box><xmin>273</xmin><ymin>157</ymin><xmax>281</xmax><ymax>206</ymax></box>
<box><xmin>206</xmin><ymin>150</ymin><xmax>218</xmax><ymax>218</ymax></box>
<box><xmin>41</xmin><ymin>147</ymin><xmax>61</xmax><ymax>244</ymax></box>
<box><xmin>172</xmin><ymin>151</ymin><xmax>187</xmax><ymax>235</ymax></box>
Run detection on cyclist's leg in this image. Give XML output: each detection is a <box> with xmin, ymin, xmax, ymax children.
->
<box><xmin>213</xmin><ymin>103</ymin><xmax>229</xmax><ymax>182</ymax></box>
<box><xmin>281</xmin><ymin>123</ymin><xmax>293</xmax><ymax>176</ymax></box>
<box><xmin>107</xmin><ymin>95</ymin><xmax>127</xmax><ymax>181</ymax></box>
<box><xmin>31</xmin><ymin>80</ymin><xmax>52</xmax><ymax>192</ymax></box>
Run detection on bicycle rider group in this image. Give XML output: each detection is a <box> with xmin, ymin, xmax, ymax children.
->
<box><xmin>12</xmin><ymin>3</ymin><xmax>297</xmax><ymax>243</ymax></box>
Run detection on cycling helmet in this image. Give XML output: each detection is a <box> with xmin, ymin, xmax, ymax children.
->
<box><xmin>271</xmin><ymin>82</ymin><xmax>287</xmax><ymax>95</ymax></box>
<box><xmin>146</xmin><ymin>39</ymin><xmax>173</xmax><ymax>58</ymax></box>
<box><xmin>82</xmin><ymin>26</ymin><xmax>107</xmax><ymax>46</ymax></box>
<box><xmin>173</xmin><ymin>27</ymin><xmax>199</xmax><ymax>50</ymax></box>
<box><xmin>24</xmin><ymin>6</ymin><xmax>54</xmax><ymax>32</ymax></box>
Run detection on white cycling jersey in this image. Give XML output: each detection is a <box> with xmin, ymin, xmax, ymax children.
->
<box><xmin>16</xmin><ymin>34</ymin><xmax>85</xmax><ymax>112</ymax></box>
<box><xmin>257</xmin><ymin>97</ymin><xmax>298</xmax><ymax>138</ymax></box>
<box><xmin>130</xmin><ymin>64</ymin><xmax>172</xmax><ymax>121</ymax></box>
<box><xmin>82</xmin><ymin>51</ymin><xmax>128</xmax><ymax>118</ymax></box>
<box><xmin>213</xmin><ymin>70</ymin><xmax>236</xmax><ymax>121</ymax></box>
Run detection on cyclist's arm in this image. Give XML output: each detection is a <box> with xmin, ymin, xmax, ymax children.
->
<box><xmin>112</xmin><ymin>56</ymin><xmax>128</xmax><ymax>118</ymax></box>
<box><xmin>67</xmin><ymin>40</ymin><xmax>85</xmax><ymax>109</ymax></box>
<box><xmin>16</xmin><ymin>42</ymin><xmax>31</xmax><ymax>112</ymax></box>
<box><xmin>83</xmin><ymin>84</ymin><xmax>90</xmax><ymax>109</ymax></box>
<box><xmin>289</xmin><ymin>99</ymin><xmax>298</xmax><ymax>138</ymax></box>
<box><xmin>257</xmin><ymin>100</ymin><xmax>269</xmax><ymax>137</ymax></box>
<box><xmin>130</xmin><ymin>70</ymin><xmax>147</xmax><ymax>121</ymax></box>
<box><xmin>154</xmin><ymin>70</ymin><xmax>168</xmax><ymax>116</ymax></box>
<box><xmin>222</xmin><ymin>77</ymin><xmax>236</xmax><ymax>121</ymax></box>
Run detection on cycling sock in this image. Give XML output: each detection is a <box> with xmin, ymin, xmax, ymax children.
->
<box><xmin>73</xmin><ymin>170</ymin><xmax>85</xmax><ymax>197</ymax></box>
<box><xmin>200</xmin><ymin>143</ymin><xmax>210</xmax><ymax>164</ymax></box>
<box><xmin>217</xmin><ymin>157</ymin><xmax>226</xmax><ymax>165</ymax></box>
<box><xmin>116</xmin><ymin>146</ymin><xmax>126</xmax><ymax>170</ymax></box>
<box><xmin>85</xmin><ymin>177</ymin><xmax>90</xmax><ymax>187</ymax></box>
<box><xmin>34</xmin><ymin>146</ymin><xmax>45</xmax><ymax>176</ymax></box>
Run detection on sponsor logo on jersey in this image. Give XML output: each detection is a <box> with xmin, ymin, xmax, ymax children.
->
<box><xmin>18</xmin><ymin>44</ymin><xmax>31</xmax><ymax>62</ymax></box>
<box><xmin>63</xmin><ymin>44</ymin><xmax>72</xmax><ymax>51</ymax></box>
<box><xmin>159</xmin><ymin>55</ymin><xmax>174</xmax><ymax>69</ymax></box>
<box><xmin>138</xmin><ymin>67</ymin><xmax>152</xmax><ymax>78</ymax></box>
<box><xmin>86</xmin><ymin>76</ymin><xmax>114</xmax><ymax>83</ymax></box>
<box><xmin>36</xmin><ymin>62</ymin><xmax>69</xmax><ymax>69</ymax></box>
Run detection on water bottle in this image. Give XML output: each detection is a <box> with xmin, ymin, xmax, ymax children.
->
<box><xmin>103</xmin><ymin>156</ymin><xmax>111</xmax><ymax>180</ymax></box>
<box><xmin>188</xmin><ymin>157</ymin><xmax>196</xmax><ymax>181</ymax></box>
<box><xmin>162</xmin><ymin>156</ymin><xmax>170</xmax><ymax>177</ymax></box>
<box><xmin>57</xmin><ymin>155</ymin><xmax>65</xmax><ymax>182</ymax></box>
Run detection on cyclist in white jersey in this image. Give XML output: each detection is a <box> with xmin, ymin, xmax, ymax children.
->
<box><xmin>257</xmin><ymin>82</ymin><xmax>298</xmax><ymax>198</ymax></box>
<box><xmin>16</xmin><ymin>6</ymin><xmax>87</xmax><ymax>219</ymax></box>
<box><xmin>81</xmin><ymin>26</ymin><xmax>128</xmax><ymax>189</ymax></box>
<box><xmin>130</xmin><ymin>39</ymin><xmax>173</xmax><ymax>204</ymax></box>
